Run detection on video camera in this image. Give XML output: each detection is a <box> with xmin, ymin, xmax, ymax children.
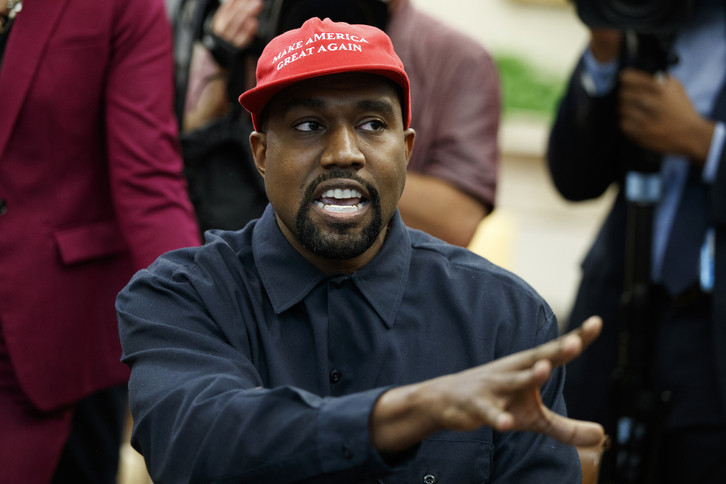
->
<box><xmin>573</xmin><ymin>0</ymin><xmax>696</xmax><ymax>34</ymax></box>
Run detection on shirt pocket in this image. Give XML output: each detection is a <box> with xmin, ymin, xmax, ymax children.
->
<box><xmin>385</xmin><ymin>438</ymin><xmax>492</xmax><ymax>484</ymax></box>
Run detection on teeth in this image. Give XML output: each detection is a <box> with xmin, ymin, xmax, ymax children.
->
<box><xmin>322</xmin><ymin>188</ymin><xmax>361</xmax><ymax>199</ymax></box>
<box><xmin>314</xmin><ymin>201</ymin><xmax>364</xmax><ymax>213</ymax></box>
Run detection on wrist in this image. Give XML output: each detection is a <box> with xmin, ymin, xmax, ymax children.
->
<box><xmin>686</xmin><ymin>118</ymin><xmax>715</xmax><ymax>165</ymax></box>
<box><xmin>370</xmin><ymin>383</ymin><xmax>436</xmax><ymax>453</ymax></box>
<box><xmin>202</xmin><ymin>14</ymin><xmax>241</xmax><ymax>69</ymax></box>
<box><xmin>0</xmin><ymin>0</ymin><xmax>21</xmax><ymax>34</ymax></box>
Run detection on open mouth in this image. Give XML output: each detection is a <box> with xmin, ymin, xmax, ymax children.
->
<box><xmin>314</xmin><ymin>188</ymin><xmax>367</xmax><ymax>214</ymax></box>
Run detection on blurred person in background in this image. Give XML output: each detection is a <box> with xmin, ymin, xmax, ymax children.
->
<box><xmin>169</xmin><ymin>0</ymin><xmax>499</xmax><ymax>247</ymax></box>
<box><xmin>547</xmin><ymin>0</ymin><xmax>726</xmax><ymax>481</ymax></box>
<box><xmin>0</xmin><ymin>0</ymin><xmax>201</xmax><ymax>482</ymax></box>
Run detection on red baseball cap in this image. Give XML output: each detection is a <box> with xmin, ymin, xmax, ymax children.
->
<box><xmin>238</xmin><ymin>17</ymin><xmax>411</xmax><ymax>131</ymax></box>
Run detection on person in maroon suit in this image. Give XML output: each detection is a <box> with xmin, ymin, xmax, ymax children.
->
<box><xmin>0</xmin><ymin>0</ymin><xmax>201</xmax><ymax>481</ymax></box>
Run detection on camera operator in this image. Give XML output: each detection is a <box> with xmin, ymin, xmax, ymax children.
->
<box><xmin>547</xmin><ymin>0</ymin><xmax>726</xmax><ymax>482</ymax></box>
<box><xmin>171</xmin><ymin>0</ymin><xmax>500</xmax><ymax>247</ymax></box>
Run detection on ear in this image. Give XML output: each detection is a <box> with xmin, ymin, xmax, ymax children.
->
<box><xmin>249</xmin><ymin>131</ymin><xmax>267</xmax><ymax>177</ymax></box>
<box><xmin>403</xmin><ymin>128</ymin><xmax>415</xmax><ymax>168</ymax></box>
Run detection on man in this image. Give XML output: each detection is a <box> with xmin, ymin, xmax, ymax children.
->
<box><xmin>175</xmin><ymin>0</ymin><xmax>498</xmax><ymax>246</ymax></box>
<box><xmin>118</xmin><ymin>17</ymin><xmax>603</xmax><ymax>482</ymax></box>
<box><xmin>0</xmin><ymin>0</ymin><xmax>201</xmax><ymax>482</ymax></box>
<box><xmin>547</xmin><ymin>0</ymin><xmax>726</xmax><ymax>481</ymax></box>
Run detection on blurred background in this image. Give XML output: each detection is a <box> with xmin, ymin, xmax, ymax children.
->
<box><xmin>417</xmin><ymin>0</ymin><xmax>616</xmax><ymax>324</ymax></box>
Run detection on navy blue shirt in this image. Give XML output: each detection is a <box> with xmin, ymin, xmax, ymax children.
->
<box><xmin>117</xmin><ymin>205</ymin><xmax>580</xmax><ymax>483</ymax></box>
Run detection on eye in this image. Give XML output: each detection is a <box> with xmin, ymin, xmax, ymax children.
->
<box><xmin>358</xmin><ymin>119</ymin><xmax>387</xmax><ymax>132</ymax></box>
<box><xmin>293</xmin><ymin>120</ymin><xmax>323</xmax><ymax>132</ymax></box>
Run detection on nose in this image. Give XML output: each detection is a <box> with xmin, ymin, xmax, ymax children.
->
<box><xmin>320</xmin><ymin>125</ymin><xmax>365</xmax><ymax>169</ymax></box>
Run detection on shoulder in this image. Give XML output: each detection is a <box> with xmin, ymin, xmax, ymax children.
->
<box><xmin>407</xmin><ymin>228</ymin><xmax>547</xmax><ymax>306</ymax></box>
<box><xmin>388</xmin><ymin>4</ymin><xmax>494</xmax><ymax>66</ymax></box>
<box><xmin>130</xmin><ymin>226</ymin><xmax>253</xmax><ymax>288</ymax></box>
<box><xmin>110</xmin><ymin>0</ymin><xmax>170</xmax><ymax>38</ymax></box>
<box><xmin>404</xmin><ymin>228</ymin><xmax>559</xmax><ymax>356</ymax></box>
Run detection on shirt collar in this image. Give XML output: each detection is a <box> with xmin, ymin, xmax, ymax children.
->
<box><xmin>253</xmin><ymin>205</ymin><xmax>411</xmax><ymax>328</ymax></box>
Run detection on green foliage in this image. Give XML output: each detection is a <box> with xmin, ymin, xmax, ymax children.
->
<box><xmin>494</xmin><ymin>53</ymin><xmax>567</xmax><ymax>121</ymax></box>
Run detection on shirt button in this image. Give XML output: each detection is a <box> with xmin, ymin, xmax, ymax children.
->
<box><xmin>329</xmin><ymin>369</ymin><xmax>342</xmax><ymax>384</ymax></box>
<box><xmin>423</xmin><ymin>474</ymin><xmax>437</xmax><ymax>484</ymax></box>
<box><xmin>0</xmin><ymin>199</ymin><xmax>7</xmax><ymax>215</ymax></box>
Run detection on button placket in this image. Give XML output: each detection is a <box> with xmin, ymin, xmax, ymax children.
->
<box><xmin>326</xmin><ymin>276</ymin><xmax>350</xmax><ymax>391</ymax></box>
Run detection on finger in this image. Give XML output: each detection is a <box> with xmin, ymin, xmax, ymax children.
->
<box><xmin>230</xmin><ymin>17</ymin><xmax>259</xmax><ymax>47</ymax></box>
<box><xmin>477</xmin><ymin>359</ymin><xmax>552</xmax><ymax>397</ymax></box>
<box><xmin>620</xmin><ymin>68</ymin><xmax>658</xmax><ymax>88</ymax></box>
<box><xmin>481</xmin><ymin>316</ymin><xmax>602</xmax><ymax>375</ymax></box>
<box><xmin>493</xmin><ymin>411</ymin><xmax>515</xmax><ymax>432</ymax></box>
<box><xmin>563</xmin><ymin>315</ymin><xmax>602</xmax><ymax>349</ymax></box>
<box><xmin>230</xmin><ymin>0</ymin><xmax>263</xmax><ymax>33</ymax></box>
<box><xmin>467</xmin><ymin>396</ymin><xmax>515</xmax><ymax>432</ymax></box>
<box><xmin>214</xmin><ymin>0</ymin><xmax>262</xmax><ymax>39</ymax></box>
<box><xmin>527</xmin><ymin>316</ymin><xmax>603</xmax><ymax>368</ymax></box>
<box><xmin>619</xmin><ymin>99</ymin><xmax>648</xmax><ymax>119</ymax></box>
<box><xmin>522</xmin><ymin>332</ymin><xmax>582</xmax><ymax>368</ymax></box>
<box><xmin>486</xmin><ymin>335</ymin><xmax>576</xmax><ymax>373</ymax></box>
<box><xmin>535</xmin><ymin>409</ymin><xmax>606</xmax><ymax>448</ymax></box>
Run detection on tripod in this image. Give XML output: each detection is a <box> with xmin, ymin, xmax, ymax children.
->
<box><xmin>602</xmin><ymin>32</ymin><xmax>676</xmax><ymax>484</ymax></box>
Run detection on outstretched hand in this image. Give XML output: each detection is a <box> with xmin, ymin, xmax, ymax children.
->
<box><xmin>371</xmin><ymin>316</ymin><xmax>606</xmax><ymax>453</ymax></box>
<box><xmin>453</xmin><ymin>315</ymin><xmax>604</xmax><ymax>444</ymax></box>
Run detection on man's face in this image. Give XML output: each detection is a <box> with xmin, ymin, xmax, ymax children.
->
<box><xmin>250</xmin><ymin>73</ymin><xmax>415</xmax><ymax>271</ymax></box>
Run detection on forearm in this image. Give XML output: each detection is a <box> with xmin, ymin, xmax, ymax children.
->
<box><xmin>548</xmin><ymin>58</ymin><xmax>624</xmax><ymax>201</ymax></box>
<box><xmin>182</xmin><ymin>44</ymin><xmax>231</xmax><ymax>132</ymax></box>
<box><xmin>398</xmin><ymin>172</ymin><xmax>487</xmax><ymax>247</ymax></box>
<box><xmin>369</xmin><ymin>381</ymin><xmax>440</xmax><ymax>454</ymax></box>
<box><xmin>131</xmin><ymin>376</ymin><xmax>391</xmax><ymax>482</ymax></box>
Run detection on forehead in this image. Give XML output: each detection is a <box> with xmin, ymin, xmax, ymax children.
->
<box><xmin>264</xmin><ymin>73</ymin><xmax>403</xmax><ymax>120</ymax></box>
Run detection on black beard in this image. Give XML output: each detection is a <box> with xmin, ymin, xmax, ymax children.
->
<box><xmin>295</xmin><ymin>170</ymin><xmax>383</xmax><ymax>260</ymax></box>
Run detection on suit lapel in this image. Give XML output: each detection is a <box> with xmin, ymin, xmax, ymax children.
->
<box><xmin>0</xmin><ymin>0</ymin><xmax>70</xmax><ymax>157</ymax></box>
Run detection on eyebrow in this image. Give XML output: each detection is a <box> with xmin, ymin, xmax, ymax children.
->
<box><xmin>356</xmin><ymin>99</ymin><xmax>395</xmax><ymax>117</ymax></box>
<box><xmin>280</xmin><ymin>97</ymin><xmax>324</xmax><ymax>116</ymax></box>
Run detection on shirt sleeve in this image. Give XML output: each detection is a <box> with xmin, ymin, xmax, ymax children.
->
<box><xmin>581</xmin><ymin>48</ymin><xmax>620</xmax><ymax>96</ymax></box>
<box><xmin>414</xmin><ymin>42</ymin><xmax>500</xmax><ymax>210</ymax></box>
<box><xmin>703</xmin><ymin>121</ymin><xmax>725</xmax><ymax>183</ymax></box>
<box><xmin>392</xmin><ymin>6</ymin><xmax>500</xmax><ymax>211</ymax></box>
<box><xmin>116</xmin><ymin>252</ymin><xmax>401</xmax><ymax>483</ymax></box>
<box><xmin>547</xmin><ymin>51</ymin><xmax>626</xmax><ymax>202</ymax></box>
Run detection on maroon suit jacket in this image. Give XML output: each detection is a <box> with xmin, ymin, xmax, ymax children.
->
<box><xmin>0</xmin><ymin>0</ymin><xmax>201</xmax><ymax>412</ymax></box>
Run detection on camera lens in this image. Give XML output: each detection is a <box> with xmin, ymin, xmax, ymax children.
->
<box><xmin>606</xmin><ymin>0</ymin><xmax>668</xmax><ymax>23</ymax></box>
<box><xmin>575</xmin><ymin>0</ymin><xmax>696</xmax><ymax>33</ymax></box>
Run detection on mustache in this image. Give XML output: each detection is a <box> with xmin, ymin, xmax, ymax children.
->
<box><xmin>301</xmin><ymin>169</ymin><xmax>379</xmax><ymax>206</ymax></box>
